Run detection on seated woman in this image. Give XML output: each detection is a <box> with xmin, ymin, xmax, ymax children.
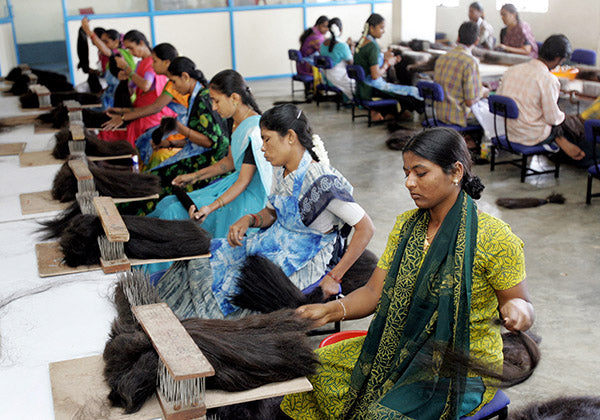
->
<box><xmin>497</xmin><ymin>3</ymin><xmax>538</xmax><ymax>57</ymax></box>
<box><xmin>119</xmin><ymin>58</ymin><xmax>230</xmax><ymax>217</ymax></box>
<box><xmin>81</xmin><ymin>18</ymin><xmax>135</xmax><ymax>109</ymax></box>
<box><xmin>298</xmin><ymin>15</ymin><xmax>329</xmax><ymax>77</ymax></box>
<box><xmin>468</xmin><ymin>1</ymin><xmax>495</xmax><ymax>49</ymax></box>
<box><xmin>353</xmin><ymin>13</ymin><xmax>423</xmax><ymax>117</ymax></box>
<box><xmin>155</xmin><ymin>103</ymin><xmax>375</xmax><ymax>319</ymax></box>
<box><xmin>149</xmin><ymin>70</ymin><xmax>272</xmax><ymax>239</ymax></box>
<box><xmin>101</xmin><ymin>43</ymin><xmax>187</xmax><ymax>169</ymax></box>
<box><xmin>100</xmin><ymin>30</ymin><xmax>176</xmax><ymax>146</ymax></box>
<box><xmin>282</xmin><ymin>127</ymin><xmax>535</xmax><ymax>419</ymax></box>
<box><xmin>319</xmin><ymin>17</ymin><xmax>355</xmax><ymax>101</ymax></box>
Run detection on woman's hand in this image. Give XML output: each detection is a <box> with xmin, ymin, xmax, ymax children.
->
<box><xmin>115</xmin><ymin>56</ymin><xmax>128</xmax><ymax>70</ymax></box>
<box><xmin>296</xmin><ymin>303</ymin><xmax>337</xmax><ymax>329</ymax></box>
<box><xmin>191</xmin><ymin>205</ymin><xmax>212</xmax><ymax>222</ymax></box>
<box><xmin>227</xmin><ymin>215</ymin><xmax>252</xmax><ymax>247</ymax></box>
<box><xmin>81</xmin><ymin>17</ymin><xmax>92</xmax><ymax>36</ymax></box>
<box><xmin>101</xmin><ymin>113</ymin><xmax>124</xmax><ymax>130</ymax></box>
<box><xmin>172</xmin><ymin>173</ymin><xmax>197</xmax><ymax>187</ymax></box>
<box><xmin>107</xmin><ymin>107</ymin><xmax>125</xmax><ymax>115</ymax></box>
<box><xmin>117</xmin><ymin>70</ymin><xmax>129</xmax><ymax>81</ymax></box>
<box><xmin>499</xmin><ymin>298</ymin><xmax>534</xmax><ymax>332</ymax></box>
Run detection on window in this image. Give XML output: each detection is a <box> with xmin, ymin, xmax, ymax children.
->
<box><xmin>496</xmin><ymin>0</ymin><xmax>548</xmax><ymax>13</ymax></box>
<box><xmin>437</xmin><ymin>0</ymin><xmax>459</xmax><ymax>6</ymax></box>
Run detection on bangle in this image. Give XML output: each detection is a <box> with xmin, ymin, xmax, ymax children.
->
<box><xmin>256</xmin><ymin>213</ymin><xmax>263</xmax><ymax>228</ymax></box>
<box><xmin>326</xmin><ymin>272</ymin><xmax>342</xmax><ymax>284</ymax></box>
<box><xmin>216</xmin><ymin>197</ymin><xmax>225</xmax><ymax>208</ymax></box>
<box><xmin>336</xmin><ymin>299</ymin><xmax>347</xmax><ymax>321</ymax></box>
<box><xmin>249</xmin><ymin>213</ymin><xmax>259</xmax><ymax>227</ymax></box>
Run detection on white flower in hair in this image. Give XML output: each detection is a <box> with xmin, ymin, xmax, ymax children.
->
<box><xmin>311</xmin><ymin>134</ymin><xmax>330</xmax><ymax>166</ymax></box>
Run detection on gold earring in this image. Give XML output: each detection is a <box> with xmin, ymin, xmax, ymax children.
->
<box><xmin>289</xmin><ymin>140</ymin><xmax>293</xmax><ymax>145</ymax></box>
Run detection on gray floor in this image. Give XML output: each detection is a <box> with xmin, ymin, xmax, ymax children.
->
<box><xmin>251</xmin><ymin>78</ymin><xmax>600</xmax><ymax>410</ymax></box>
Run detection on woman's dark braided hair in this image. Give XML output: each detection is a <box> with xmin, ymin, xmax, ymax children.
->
<box><xmin>260</xmin><ymin>104</ymin><xmax>319</xmax><ymax>162</ymax></box>
<box><xmin>403</xmin><ymin>127</ymin><xmax>485</xmax><ymax>199</ymax></box>
<box><xmin>167</xmin><ymin>57</ymin><xmax>208</xmax><ymax>87</ymax></box>
<box><xmin>328</xmin><ymin>17</ymin><xmax>342</xmax><ymax>53</ymax></box>
<box><xmin>209</xmin><ymin>70</ymin><xmax>261</xmax><ymax>114</ymax></box>
<box><xmin>123</xmin><ymin>30</ymin><xmax>151</xmax><ymax>50</ymax></box>
<box><xmin>152</xmin><ymin>43</ymin><xmax>178</xmax><ymax>62</ymax></box>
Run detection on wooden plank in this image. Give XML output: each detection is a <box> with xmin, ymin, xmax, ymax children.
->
<box><xmin>93</xmin><ymin>196</ymin><xmax>129</xmax><ymax>242</ymax></box>
<box><xmin>113</xmin><ymin>193</ymin><xmax>158</xmax><ymax>203</ymax></box>
<box><xmin>88</xmin><ymin>153</ymin><xmax>134</xmax><ymax>162</ymax></box>
<box><xmin>157</xmin><ymin>388</ymin><xmax>206</xmax><ymax>420</ymax></box>
<box><xmin>67</xmin><ymin>159</ymin><xmax>93</xmax><ymax>181</ymax></box>
<box><xmin>35</xmin><ymin>242</ymin><xmax>99</xmax><ymax>278</ymax></box>
<box><xmin>0</xmin><ymin>142</ymin><xmax>26</xmax><ymax>156</ymax></box>
<box><xmin>19</xmin><ymin>191</ymin><xmax>70</xmax><ymax>215</ymax></box>
<box><xmin>0</xmin><ymin>113</ymin><xmax>40</xmax><ymax>126</ymax></box>
<box><xmin>49</xmin><ymin>355</ymin><xmax>312</xmax><ymax>419</ymax></box>
<box><xmin>133</xmin><ymin>303</ymin><xmax>215</xmax><ymax>380</ymax></box>
<box><xmin>69</xmin><ymin>122</ymin><xmax>85</xmax><ymax>140</ymax></box>
<box><xmin>33</xmin><ymin>123</ymin><xmax>60</xmax><ymax>134</ymax></box>
<box><xmin>19</xmin><ymin>150</ymin><xmax>63</xmax><ymax>167</ymax></box>
<box><xmin>36</xmin><ymin>241</ymin><xmax>209</xmax><ymax>277</ymax></box>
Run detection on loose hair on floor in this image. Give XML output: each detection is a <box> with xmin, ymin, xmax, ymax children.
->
<box><xmin>51</xmin><ymin>160</ymin><xmax>160</xmax><ymax>203</ymax></box>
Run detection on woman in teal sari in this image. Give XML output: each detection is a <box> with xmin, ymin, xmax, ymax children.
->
<box><xmin>282</xmin><ymin>127</ymin><xmax>535</xmax><ymax>419</ymax></box>
<box><xmin>149</xmin><ymin>70</ymin><xmax>272</xmax><ymax>239</ymax></box>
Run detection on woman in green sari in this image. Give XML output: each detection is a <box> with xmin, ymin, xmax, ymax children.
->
<box><xmin>282</xmin><ymin>127</ymin><xmax>535</xmax><ymax>419</ymax></box>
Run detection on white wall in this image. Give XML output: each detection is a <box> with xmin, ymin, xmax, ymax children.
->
<box><xmin>12</xmin><ymin>0</ymin><xmax>63</xmax><ymax>43</ymax></box>
<box><xmin>0</xmin><ymin>22</ymin><xmax>17</xmax><ymax>76</ymax></box>
<box><xmin>235</xmin><ymin>8</ymin><xmax>303</xmax><ymax>78</ymax></box>
<box><xmin>392</xmin><ymin>0</ymin><xmax>436</xmax><ymax>43</ymax></box>
<box><xmin>436</xmin><ymin>0</ymin><xmax>600</xmax><ymax>55</ymax></box>
<box><xmin>154</xmin><ymin>13</ymin><xmax>231</xmax><ymax>81</ymax></box>
<box><xmin>67</xmin><ymin>17</ymin><xmax>152</xmax><ymax>85</ymax></box>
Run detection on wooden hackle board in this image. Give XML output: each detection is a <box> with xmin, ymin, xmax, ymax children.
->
<box><xmin>19</xmin><ymin>150</ymin><xmax>62</xmax><ymax>167</ymax></box>
<box><xmin>49</xmin><ymin>355</ymin><xmax>312</xmax><ymax>420</ymax></box>
<box><xmin>0</xmin><ymin>142</ymin><xmax>26</xmax><ymax>156</ymax></box>
<box><xmin>35</xmin><ymin>241</ymin><xmax>209</xmax><ymax>277</ymax></box>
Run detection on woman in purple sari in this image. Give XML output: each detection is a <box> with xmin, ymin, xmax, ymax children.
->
<box><xmin>297</xmin><ymin>15</ymin><xmax>330</xmax><ymax>76</ymax></box>
<box><xmin>497</xmin><ymin>3</ymin><xmax>538</xmax><ymax>58</ymax></box>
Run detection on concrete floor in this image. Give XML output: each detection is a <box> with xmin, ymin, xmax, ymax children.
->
<box><xmin>0</xmin><ymin>78</ymin><xmax>598</xmax><ymax>418</ymax></box>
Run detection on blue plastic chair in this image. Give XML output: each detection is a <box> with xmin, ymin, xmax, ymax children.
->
<box><xmin>571</xmin><ymin>48</ymin><xmax>597</xmax><ymax>66</ymax></box>
<box><xmin>584</xmin><ymin>119</ymin><xmax>600</xmax><ymax>204</ymax></box>
<box><xmin>416</xmin><ymin>80</ymin><xmax>482</xmax><ymax>134</ymax></box>
<box><xmin>288</xmin><ymin>49</ymin><xmax>314</xmax><ymax>99</ymax></box>
<box><xmin>346</xmin><ymin>64</ymin><xmax>399</xmax><ymax>127</ymax></box>
<box><xmin>314</xmin><ymin>55</ymin><xmax>344</xmax><ymax>110</ymax></box>
<box><xmin>488</xmin><ymin>95</ymin><xmax>560</xmax><ymax>182</ymax></box>
<box><xmin>461</xmin><ymin>390</ymin><xmax>510</xmax><ymax>420</ymax></box>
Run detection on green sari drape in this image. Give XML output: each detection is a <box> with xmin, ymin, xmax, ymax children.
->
<box><xmin>342</xmin><ymin>191</ymin><xmax>478</xmax><ymax>420</ymax></box>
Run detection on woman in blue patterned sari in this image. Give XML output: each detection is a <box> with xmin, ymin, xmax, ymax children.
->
<box><xmin>154</xmin><ymin>104</ymin><xmax>374</xmax><ymax>319</ymax></box>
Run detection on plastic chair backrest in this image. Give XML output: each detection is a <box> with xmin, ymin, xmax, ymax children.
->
<box><xmin>417</xmin><ymin>80</ymin><xmax>444</xmax><ymax>102</ymax></box>
<box><xmin>488</xmin><ymin>95</ymin><xmax>519</xmax><ymax>119</ymax></box>
<box><xmin>347</xmin><ymin>65</ymin><xmax>365</xmax><ymax>83</ymax></box>
<box><xmin>288</xmin><ymin>49</ymin><xmax>302</xmax><ymax>62</ymax></box>
<box><xmin>314</xmin><ymin>55</ymin><xmax>333</xmax><ymax>70</ymax></box>
<box><xmin>571</xmin><ymin>48</ymin><xmax>597</xmax><ymax>66</ymax></box>
<box><xmin>319</xmin><ymin>330</ymin><xmax>368</xmax><ymax>348</ymax></box>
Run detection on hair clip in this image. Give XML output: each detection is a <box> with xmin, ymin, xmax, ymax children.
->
<box><xmin>296</xmin><ymin>109</ymin><xmax>302</xmax><ymax>119</ymax></box>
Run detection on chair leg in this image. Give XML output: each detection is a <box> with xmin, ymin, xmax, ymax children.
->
<box><xmin>291</xmin><ymin>80</ymin><xmax>294</xmax><ymax>98</ymax></box>
<box><xmin>490</xmin><ymin>146</ymin><xmax>496</xmax><ymax>171</ymax></box>
<box><xmin>520</xmin><ymin>154</ymin><xmax>528</xmax><ymax>182</ymax></box>
<box><xmin>554</xmin><ymin>161</ymin><xmax>560</xmax><ymax>178</ymax></box>
<box><xmin>368</xmin><ymin>110</ymin><xmax>372</xmax><ymax>127</ymax></box>
<box><xmin>497</xmin><ymin>406</ymin><xmax>508</xmax><ymax>420</ymax></box>
<box><xmin>587</xmin><ymin>174</ymin><xmax>593</xmax><ymax>204</ymax></box>
<box><xmin>351</xmin><ymin>104</ymin><xmax>356</xmax><ymax>122</ymax></box>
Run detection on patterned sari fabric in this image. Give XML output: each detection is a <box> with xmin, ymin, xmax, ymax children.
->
<box><xmin>500</xmin><ymin>22</ymin><xmax>538</xmax><ymax>58</ymax></box>
<box><xmin>122</xmin><ymin>87</ymin><xmax>230</xmax><ymax>216</ymax></box>
<box><xmin>282</xmin><ymin>197</ymin><xmax>527</xmax><ymax>419</ymax></box>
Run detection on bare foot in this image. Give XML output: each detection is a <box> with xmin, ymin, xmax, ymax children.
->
<box><xmin>370</xmin><ymin>110</ymin><xmax>384</xmax><ymax>122</ymax></box>
<box><xmin>555</xmin><ymin>136</ymin><xmax>586</xmax><ymax>160</ymax></box>
<box><xmin>319</xmin><ymin>275</ymin><xmax>341</xmax><ymax>298</ymax></box>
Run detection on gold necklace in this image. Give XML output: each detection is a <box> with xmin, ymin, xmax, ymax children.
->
<box><xmin>232</xmin><ymin>107</ymin><xmax>252</xmax><ymax>132</ymax></box>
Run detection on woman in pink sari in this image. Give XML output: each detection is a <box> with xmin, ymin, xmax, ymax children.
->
<box><xmin>297</xmin><ymin>16</ymin><xmax>329</xmax><ymax>76</ymax></box>
<box><xmin>113</xmin><ymin>30</ymin><xmax>175</xmax><ymax>146</ymax></box>
<box><xmin>497</xmin><ymin>3</ymin><xmax>538</xmax><ymax>58</ymax></box>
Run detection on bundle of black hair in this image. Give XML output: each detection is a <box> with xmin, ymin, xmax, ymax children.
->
<box><xmin>7</xmin><ymin>68</ymin><xmax>74</xmax><ymax>96</ymax></box>
<box><xmin>104</xmin><ymin>277</ymin><xmax>317</xmax><ymax>416</ymax></box>
<box><xmin>232</xmin><ymin>251</ymin><xmax>378</xmax><ymax>312</ymax></box>
<box><xmin>51</xmin><ymin>127</ymin><xmax>135</xmax><ymax>160</ymax></box>
<box><xmin>51</xmin><ymin>160</ymin><xmax>160</xmax><ymax>203</ymax></box>
<box><xmin>496</xmin><ymin>193</ymin><xmax>565</xmax><ymax>209</ymax></box>
<box><xmin>19</xmin><ymin>91</ymin><xmax>101</xmax><ymax>109</ymax></box>
<box><xmin>37</xmin><ymin>105</ymin><xmax>115</xmax><ymax>129</ymax></box>
<box><xmin>58</xmin><ymin>214</ymin><xmax>211</xmax><ymax>267</ymax></box>
<box><xmin>151</xmin><ymin>117</ymin><xmax>178</xmax><ymax>145</ymax></box>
